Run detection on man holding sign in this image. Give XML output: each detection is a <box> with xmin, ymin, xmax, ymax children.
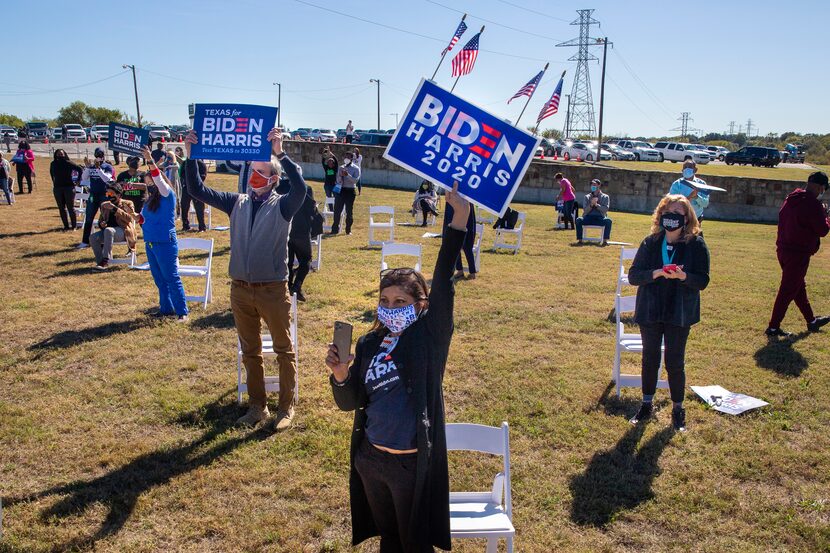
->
<box><xmin>384</xmin><ymin>78</ymin><xmax>540</xmax><ymax>218</ymax></box>
<box><xmin>184</xmin><ymin>127</ymin><xmax>307</xmax><ymax>431</ymax></box>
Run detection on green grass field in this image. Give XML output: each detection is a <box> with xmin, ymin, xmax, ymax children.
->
<box><xmin>544</xmin><ymin>158</ymin><xmax>823</xmax><ymax>182</ymax></box>
<box><xmin>1</xmin><ymin>157</ymin><xmax>829</xmax><ymax>552</ymax></box>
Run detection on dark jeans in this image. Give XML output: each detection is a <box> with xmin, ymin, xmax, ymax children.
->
<box><xmin>53</xmin><ymin>187</ymin><xmax>76</xmax><ymax>229</ymax></box>
<box><xmin>769</xmin><ymin>249</ymin><xmax>814</xmax><ymax>329</ymax></box>
<box><xmin>419</xmin><ymin>199</ymin><xmax>438</xmax><ymax>225</ymax></box>
<box><xmin>288</xmin><ymin>236</ymin><xmax>312</xmax><ymax>293</ymax></box>
<box><xmin>16</xmin><ymin>165</ymin><xmax>32</xmax><ymax>193</ymax></box>
<box><xmin>0</xmin><ymin>178</ymin><xmax>11</xmax><ymax>203</ymax></box>
<box><xmin>180</xmin><ymin>187</ymin><xmax>206</xmax><ymax>230</ymax></box>
<box><xmin>332</xmin><ymin>188</ymin><xmax>356</xmax><ymax>233</ymax></box>
<box><xmin>454</xmin><ymin>207</ymin><xmax>477</xmax><ymax>273</ymax></box>
<box><xmin>561</xmin><ymin>199</ymin><xmax>575</xmax><ymax>229</ymax></box>
<box><xmin>345</xmin><ymin>135</ymin><xmax>353</xmax><ymax>144</ymax></box>
<box><xmin>324</xmin><ymin>183</ymin><xmax>335</xmax><ymax>198</ymax></box>
<box><xmin>82</xmin><ymin>195</ymin><xmax>103</xmax><ymax>244</ymax></box>
<box><xmin>354</xmin><ymin>439</ymin><xmax>420</xmax><ymax>553</ymax></box>
<box><xmin>639</xmin><ymin>322</ymin><xmax>690</xmax><ymax>403</ymax></box>
<box><xmin>576</xmin><ymin>212</ymin><xmax>612</xmax><ymax>240</ymax></box>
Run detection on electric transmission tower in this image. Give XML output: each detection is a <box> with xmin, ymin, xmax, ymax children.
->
<box><xmin>746</xmin><ymin>118</ymin><xmax>754</xmax><ymax>138</ymax></box>
<box><xmin>556</xmin><ymin>9</ymin><xmax>600</xmax><ymax>138</ymax></box>
<box><xmin>671</xmin><ymin>112</ymin><xmax>693</xmax><ymax>140</ymax></box>
<box><xmin>728</xmin><ymin>121</ymin><xmax>736</xmax><ymax>135</ymax></box>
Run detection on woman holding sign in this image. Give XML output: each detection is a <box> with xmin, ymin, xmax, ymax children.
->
<box><xmin>627</xmin><ymin>194</ymin><xmax>710</xmax><ymax>432</ymax></box>
<box><xmin>326</xmin><ymin>182</ymin><xmax>470</xmax><ymax>552</ymax></box>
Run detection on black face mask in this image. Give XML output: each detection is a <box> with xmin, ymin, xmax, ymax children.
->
<box><xmin>661</xmin><ymin>212</ymin><xmax>685</xmax><ymax>232</ymax></box>
<box><xmin>128</xmin><ymin>160</ymin><xmax>139</xmax><ymax>170</ymax></box>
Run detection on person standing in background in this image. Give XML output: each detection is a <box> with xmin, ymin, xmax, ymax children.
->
<box><xmin>0</xmin><ymin>153</ymin><xmax>14</xmax><ymax>204</ymax></box>
<box><xmin>554</xmin><ymin>172</ymin><xmax>576</xmax><ymax>230</ymax></box>
<box><xmin>670</xmin><ymin>160</ymin><xmax>710</xmax><ymax>222</ymax></box>
<box><xmin>49</xmin><ymin>149</ymin><xmax>84</xmax><ymax>229</ymax></box>
<box><xmin>345</xmin><ymin>120</ymin><xmax>354</xmax><ymax>144</ymax></box>
<box><xmin>352</xmin><ymin>147</ymin><xmax>363</xmax><ymax>195</ymax></box>
<box><xmin>765</xmin><ymin>171</ymin><xmax>830</xmax><ymax>337</ymax></box>
<box><xmin>12</xmin><ymin>140</ymin><xmax>35</xmax><ymax>194</ymax></box>
<box><xmin>77</xmin><ymin>148</ymin><xmax>115</xmax><ymax>249</ymax></box>
<box><xmin>330</xmin><ymin>152</ymin><xmax>360</xmax><ymax>235</ymax></box>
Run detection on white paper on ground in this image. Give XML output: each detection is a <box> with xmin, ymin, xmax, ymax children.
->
<box><xmin>422</xmin><ymin>232</ymin><xmax>442</xmax><ymax>238</ymax></box>
<box><xmin>213</xmin><ymin>226</ymin><xmax>230</xmax><ymax>231</ymax></box>
<box><xmin>606</xmin><ymin>241</ymin><xmax>633</xmax><ymax>246</ymax></box>
<box><xmin>691</xmin><ymin>385</ymin><xmax>769</xmax><ymax>415</ymax></box>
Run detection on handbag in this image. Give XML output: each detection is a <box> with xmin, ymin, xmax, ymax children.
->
<box><xmin>11</xmin><ymin>152</ymin><xmax>25</xmax><ymax>164</ymax></box>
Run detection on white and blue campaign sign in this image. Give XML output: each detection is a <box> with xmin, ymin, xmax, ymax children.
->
<box><xmin>190</xmin><ymin>103</ymin><xmax>278</xmax><ymax>162</ymax></box>
<box><xmin>108</xmin><ymin>122</ymin><xmax>149</xmax><ymax>156</ymax></box>
<box><xmin>383</xmin><ymin>79</ymin><xmax>541</xmax><ymax>216</ymax></box>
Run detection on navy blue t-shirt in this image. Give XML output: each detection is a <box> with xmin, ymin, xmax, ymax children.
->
<box><xmin>364</xmin><ymin>336</ymin><xmax>418</xmax><ymax>450</ymax></box>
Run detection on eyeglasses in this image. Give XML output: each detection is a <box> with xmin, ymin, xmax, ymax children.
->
<box><xmin>380</xmin><ymin>267</ymin><xmax>417</xmax><ymax>279</ymax></box>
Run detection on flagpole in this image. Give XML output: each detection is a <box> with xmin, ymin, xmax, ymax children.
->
<box><xmin>431</xmin><ymin>14</ymin><xmax>466</xmax><ymax>81</ymax></box>
<box><xmin>514</xmin><ymin>62</ymin><xmax>549</xmax><ymax>127</ymax></box>
<box><xmin>532</xmin><ymin>70</ymin><xmax>566</xmax><ymax>136</ymax></box>
<box><xmin>450</xmin><ymin>25</ymin><xmax>484</xmax><ymax>93</ymax></box>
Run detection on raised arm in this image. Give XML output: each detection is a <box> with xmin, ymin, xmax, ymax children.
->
<box><xmin>141</xmin><ymin>146</ymin><xmax>172</xmax><ymax>197</ymax></box>
<box><xmin>269</xmin><ymin>128</ymin><xmax>308</xmax><ymax>220</ymax></box>
<box><xmin>183</xmin><ymin>131</ymin><xmax>238</xmax><ymax>215</ymax></box>
<box><xmin>425</xmin><ymin>182</ymin><xmax>469</xmax><ymax>350</ymax></box>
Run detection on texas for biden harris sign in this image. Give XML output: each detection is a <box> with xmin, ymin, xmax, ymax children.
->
<box><xmin>190</xmin><ymin>103</ymin><xmax>278</xmax><ymax>161</ymax></box>
<box><xmin>108</xmin><ymin>123</ymin><xmax>149</xmax><ymax>156</ymax></box>
<box><xmin>384</xmin><ymin>79</ymin><xmax>540</xmax><ymax>217</ymax></box>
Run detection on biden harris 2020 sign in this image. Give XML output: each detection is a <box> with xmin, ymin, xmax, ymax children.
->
<box><xmin>383</xmin><ymin>79</ymin><xmax>540</xmax><ymax>217</ymax></box>
<box><xmin>190</xmin><ymin>103</ymin><xmax>278</xmax><ymax>162</ymax></box>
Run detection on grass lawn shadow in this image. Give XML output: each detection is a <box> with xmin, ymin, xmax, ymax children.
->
<box><xmin>569</xmin><ymin>423</ymin><xmax>674</xmax><ymax>527</ymax></box>
<box><xmin>0</xmin><ymin>228</ymin><xmax>62</xmax><ymax>239</ymax></box>
<box><xmin>4</xmin><ymin>392</ymin><xmax>267</xmax><ymax>551</ymax></box>
<box><xmin>20</xmin><ymin>247</ymin><xmax>76</xmax><ymax>259</ymax></box>
<box><xmin>28</xmin><ymin>317</ymin><xmax>158</xmax><ymax>355</ymax></box>
<box><xmin>753</xmin><ymin>332</ymin><xmax>810</xmax><ymax>377</ymax></box>
<box><xmin>190</xmin><ymin>310</ymin><xmax>236</xmax><ymax>330</ymax></box>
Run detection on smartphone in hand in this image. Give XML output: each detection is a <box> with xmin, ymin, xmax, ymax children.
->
<box><xmin>333</xmin><ymin>321</ymin><xmax>353</xmax><ymax>363</ymax></box>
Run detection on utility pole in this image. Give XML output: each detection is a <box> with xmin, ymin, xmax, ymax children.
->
<box><xmin>272</xmin><ymin>82</ymin><xmax>281</xmax><ymax>128</ymax></box>
<box><xmin>369</xmin><ymin>79</ymin><xmax>381</xmax><ymax>130</ymax></box>
<box><xmin>563</xmin><ymin>94</ymin><xmax>572</xmax><ymax>138</ymax></box>
<box><xmin>728</xmin><ymin>120</ymin><xmax>736</xmax><ymax>136</ymax></box>
<box><xmin>389</xmin><ymin>113</ymin><xmax>399</xmax><ymax>127</ymax></box>
<box><xmin>556</xmin><ymin>9</ymin><xmax>601</xmax><ymax>138</ymax></box>
<box><xmin>594</xmin><ymin>37</ymin><xmax>611</xmax><ymax>163</ymax></box>
<box><xmin>746</xmin><ymin>118</ymin><xmax>754</xmax><ymax>138</ymax></box>
<box><xmin>122</xmin><ymin>64</ymin><xmax>141</xmax><ymax>127</ymax></box>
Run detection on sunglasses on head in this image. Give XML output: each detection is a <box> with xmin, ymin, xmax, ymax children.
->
<box><xmin>380</xmin><ymin>267</ymin><xmax>417</xmax><ymax>279</ymax></box>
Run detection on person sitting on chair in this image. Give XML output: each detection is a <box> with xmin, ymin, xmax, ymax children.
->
<box><xmin>90</xmin><ymin>183</ymin><xmax>137</xmax><ymax>271</ymax></box>
<box><xmin>576</xmin><ymin>178</ymin><xmax>612</xmax><ymax>242</ymax></box>
<box><xmin>412</xmin><ymin>180</ymin><xmax>439</xmax><ymax>227</ymax></box>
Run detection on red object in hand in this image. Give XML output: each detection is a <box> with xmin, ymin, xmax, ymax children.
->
<box><xmin>663</xmin><ymin>263</ymin><xmax>683</xmax><ymax>274</ymax></box>
<box><xmin>138</xmin><ymin>214</ymin><xmax>145</xmax><ymax>225</ymax></box>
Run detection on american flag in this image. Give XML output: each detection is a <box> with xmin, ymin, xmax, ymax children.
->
<box><xmin>537</xmin><ymin>74</ymin><xmax>565</xmax><ymax>123</ymax></box>
<box><xmin>442</xmin><ymin>19</ymin><xmax>468</xmax><ymax>55</ymax></box>
<box><xmin>451</xmin><ymin>32</ymin><xmax>481</xmax><ymax>77</ymax></box>
<box><xmin>508</xmin><ymin>70</ymin><xmax>545</xmax><ymax>104</ymax></box>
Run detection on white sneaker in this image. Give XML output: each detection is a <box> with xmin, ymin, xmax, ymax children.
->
<box><xmin>75</xmin><ymin>242</ymin><xmax>90</xmax><ymax>249</ymax></box>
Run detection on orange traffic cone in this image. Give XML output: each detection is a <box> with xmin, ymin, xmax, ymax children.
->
<box><xmin>553</xmin><ymin>152</ymin><xmax>558</xmax><ymax>160</ymax></box>
<box><xmin>44</xmin><ymin>136</ymin><xmax>49</xmax><ymax>144</ymax></box>
<box><xmin>577</xmin><ymin>153</ymin><xmax>582</xmax><ymax>162</ymax></box>
<box><xmin>87</xmin><ymin>136</ymin><xmax>91</xmax><ymax>143</ymax></box>
<box><xmin>161</xmin><ymin>137</ymin><xmax>165</xmax><ymax>143</ymax></box>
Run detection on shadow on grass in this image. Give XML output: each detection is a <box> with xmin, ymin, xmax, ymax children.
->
<box><xmin>4</xmin><ymin>391</ymin><xmax>267</xmax><ymax>551</ymax></box>
<box><xmin>20</xmin><ymin>247</ymin><xmax>76</xmax><ymax>259</ymax></box>
<box><xmin>753</xmin><ymin>332</ymin><xmax>810</xmax><ymax>377</ymax></box>
<box><xmin>45</xmin><ymin>266</ymin><xmax>103</xmax><ymax>278</ymax></box>
<box><xmin>0</xmin><ymin>228</ymin><xmax>62</xmax><ymax>239</ymax></box>
<box><xmin>190</xmin><ymin>309</ymin><xmax>236</xmax><ymax>330</ymax></box>
<box><xmin>28</xmin><ymin>317</ymin><xmax>157</xmax><ymax>355</ymax></box>
<box><xmin>585</xmin><ymin>381</ymin><xmax>642</xmax><ymax>417</ymax></box>
<box><xmin>569</xmin><ymin>423</ymin><xmax>674</xmax><ymax>527</ymax></box>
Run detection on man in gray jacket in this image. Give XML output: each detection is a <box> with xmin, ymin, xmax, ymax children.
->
<box><xmin>330</xmin><ymin>152</ymin><xmax>361</xmax><ymax>235</ymax></box>
<box><xmin>184</xmin><ymin>128</ymin><xmax>307</xmax><ymax>431</ymax></box>
<box><xmin>576</xmin><ymin>178</ymin><xmax>612</xmax><ymax>242</ymax></box>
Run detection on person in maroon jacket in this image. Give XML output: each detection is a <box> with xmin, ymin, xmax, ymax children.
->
<box><xmin>766</xmin><ymin>171</ymin><xmax>830</xmax><ymax>337</ymax></box>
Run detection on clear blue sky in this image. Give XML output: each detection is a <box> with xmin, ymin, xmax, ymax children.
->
<box><xmin>4</xmin><ymin>0</ymin><xmax>827</xmax><ymax>137</ymax></box>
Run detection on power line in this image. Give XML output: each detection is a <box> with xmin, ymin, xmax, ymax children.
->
<box><xmin>492</xmin><ymin>0</ymin><xmax>572</xmax><ymax>23</ymax></box>
<box><xmin>611</xmin><ymin>48</ymin><xmax>675</xmax><ymax>120</ymax></box>
<box><xmin>0</xmin><ymin>71</ymin><xmax>129</xmax><ymax>96</ymax></box>
<box><xmin>606</xmin><ymin>76</ymin><xmax>667</xmax><ymax>131</ymax></box>
<box><xmin>424</xmin><ymin>0</ymin><xmax>566</xmax><ymax>43</ymax></box>
<box><xmin>292</xmin><ymin>0</ymin><xmax>554</xmax><ymax>63</ymax></box>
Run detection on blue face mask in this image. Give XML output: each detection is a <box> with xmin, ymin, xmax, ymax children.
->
<box><xmin>682</xmin><ymin>167</ymin><xmax>695</xmax><ymax>179</ymax></box>
<box><xmin>377</xmin><ymin>304</ymin><xmax>419</xmax><ymax>334</ymax></box>
<box><xmin>590</xmin><ymin>185</ymin><xmax>598</xmax><ymax>192</ymax></box>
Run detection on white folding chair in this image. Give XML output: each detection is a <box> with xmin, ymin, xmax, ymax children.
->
<box><xmin>614</xmin><ymin>294</ymin><xmax>666</xmax><ymax>398</ymax></box>
<box><xmin>492</xmin><ymin>212</ymin><xmax>525</xmax><ymax>254</ymax></box>
<box><xmin>74</xmin><ymin>188</ymin><xmax>89</xmax><ymax>229</ymax></box>
<box><xmin>368</xmin><ymin>206</ymin><xmax>395</xmax><ymax>246</ymax></box>
<box><xmin>188</xmin><ymin>203</ymin><xmax>212</xmax><ymax>230</ymax></box>
<box><xmin>380</xmin><ymin>242</ymin><xmax>422</xmax><ymax>272</ymax></box>
<box><xmin>310</xmin><ymin>234</ymin><xmax>323</xmax><ymax>271</ymax></box>
<box><xmin>581</xmin><ymin>225</ymin><xmax>605</xmax><ymax>245</ymax></box>
<box><xmin>236</xmin><ymin>292</ymin><xmax>300</xmax><ymax>405</ymax></box>
<box><xmin>107</xmin><ymin>238</ymin><xmax>138</xmax><ymax>267</ymax></box>
<box><xmin>322</xmin><ymin>197</ymin><xmax>335</xmax><ymax>233</ymax></box>
<box><xmin>447</xmin><ymin>422</ymin><xmax>515</xmax><ymax>553</ymax></box>
<box><xmin>478</xmin><ymin>211</ymin><xmax>496</xmax><ymax>226</ymax></box>
<box><xmin>177</xmin><ymin>237</ymin><xmax>214</xmax><ymax>308</ymax></box>
<box><xmin>615</xmin><ymin>246</ymin><xmax>639</xmax><ymax>296</ymax></box>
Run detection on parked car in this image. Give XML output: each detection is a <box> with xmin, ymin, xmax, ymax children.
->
<box><xmin>51</xmin><ymin>128</ymin><xmax>63</xmax><ymax>141</ymax></box>
<box><xmin>652</xmin><ymin>141</ymin><xmax>711</xmax><ymax>164</ymax></box>
<box><xmin>613</xmin><ymin>139</ymin><xmax>663</xmax><ymax>162</ymax></box>
<box><xmin>63</xmin><ymin>124</ymin><xmax>87</xmax><ymax>142</ymax></box>
<box><xmin>292</xmin><ymin>129</ymin><xmax>310</xmax><ymax>140</ymax></box>
<box><xmin>24</xmin><ymin>121</ymin><xmax>50</xmax><ymax>142</ymax></box>
<box><xmin>168</xmin><ymin>125</ymin><xmax>189</xmax><ymax>141</ymax></box>
<box><xmin>309</xmin><ymin>129</ymin><xmax>337</xmax><ymax>142</ymax></box>
<box><xmin>354</xmin><ymin>133</ymin><xmax>392</xmax><ymax>147</ymax></box>
<box><xmin>602</xmin><ymin>143</ymin><xmax>636</xmax><ymax>161</ymax></box>
<box><xmin>706</xmin><ymin>145</ymin><xmax>730</xmax><ymax>161</ymax></box>
<box><xmin>781</xmin><ymin>143</ymin><xmax>806</xmax><ymax>163</ymax></box>
<box><xmin>89</xmin><ymin>124</ymin><xmax>109</xmax><ymax>141</ymax></box>
<box><xmin>143</xmin><ymin>124</ymin><xmax>171</xmax><ymax>141</ymax></box>
<box><xmin>0</xmin><ymin>126</ymin><xmax>19</xmax><ymax>142</ymax></box>
<box><xmin>560</xmin><ymin>142</ymin><xmax>611</xmax><ymax>161</ymax></box>
<box><xmin>724</xmin><ymin>146</ymin><xmax>781</xmax><ymax>167</ymax></box>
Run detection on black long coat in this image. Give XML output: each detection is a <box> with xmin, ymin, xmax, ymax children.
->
<box><xmin>330</xmin><ymin>227</ymin><xmax>466</xmax><ymax>552</ymax></box>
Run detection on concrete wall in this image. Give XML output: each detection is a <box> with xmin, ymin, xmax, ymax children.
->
<box><xmin>284</xmin><ymin>141</ymin><xmax>799</xmax><ymax>223</ymax></box>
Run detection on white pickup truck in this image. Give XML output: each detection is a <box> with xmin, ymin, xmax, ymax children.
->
<box><xmin>652</xmin><ymin>141</ymin><xmax>711</xmax><ymax>164</ymax></box>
